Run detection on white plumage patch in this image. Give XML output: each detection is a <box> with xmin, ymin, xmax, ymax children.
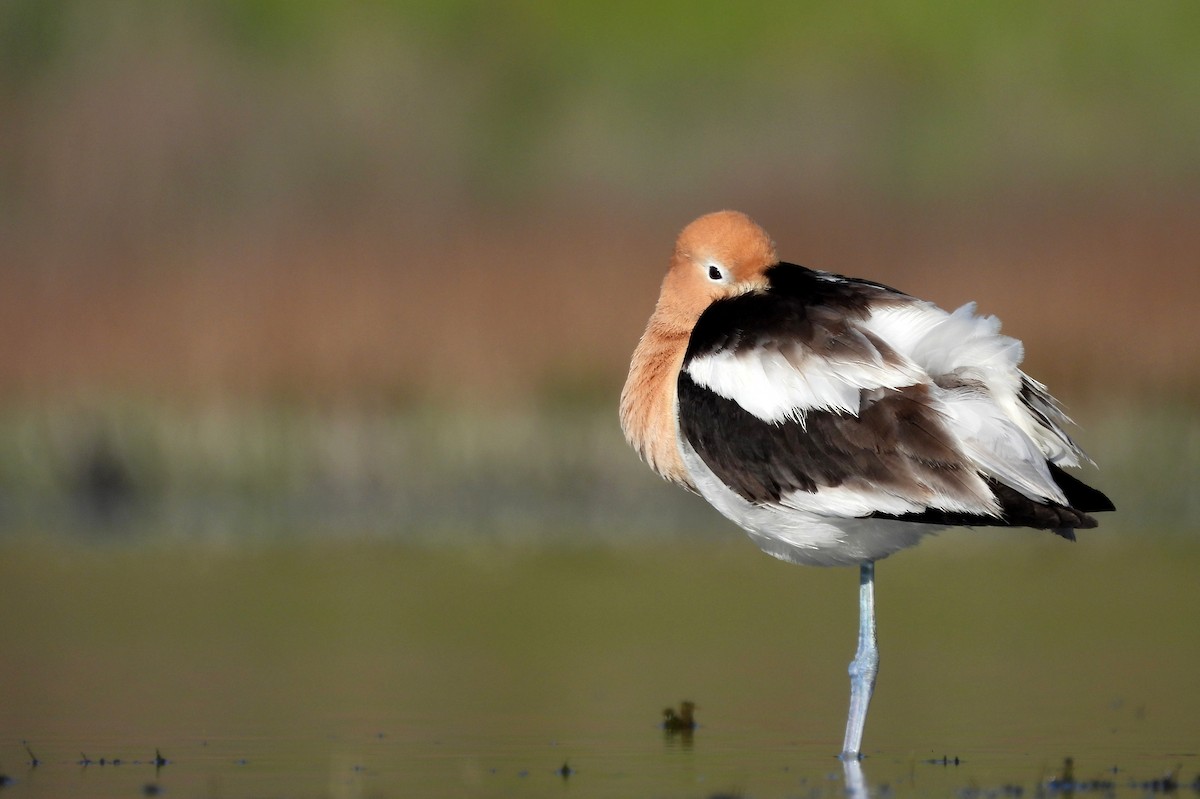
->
<box><xmin>1005</xmin><ymin>376</ymin><xmax>1085</xmax><ymax>468</ymax></box>
<box><xmin>779</xmin><ymin>483</ymin><xmax>927</xmax><ymax>517</ymax></box>
<box><xmin>862</xmin><ymin>301</ymin><xmax>1022</xmax><ymax>385</ymax></box>
<box><xmin>938</xmin><ymin>386</ymin><xmax>1067</xmax><ymax>504</ymax></box>
<box><xmin>684</xmin><ymin>329</ymin><xmax>925</xmax><ymax>425</ymax></box>
<box><xmin>863</xmin><ymin>301</ymin><xmax>1086</xmax><ymax>472</ymax></box>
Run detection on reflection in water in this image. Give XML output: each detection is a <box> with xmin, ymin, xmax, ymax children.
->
<box><xmin>843</xmin><ymin>757</ymin><xmax>869</xmax><ymax>797</ymax></box>
<box><xmin>662</xmin><ymin>725</ymin><xmax>694</xmax><ymax>750</ymax></box>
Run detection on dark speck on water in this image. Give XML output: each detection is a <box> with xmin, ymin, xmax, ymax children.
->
<box><xmin>142</xmin><ymin>783</ymin><xmax>161</xmax><ymax>796</ymax></box>
<box><xmin>557</xmin><ymin>760</ymin><xmax>573</xmax><ymax>779</ymax></box>
<box><xmin>1046</xmin><ymin>757</ymin><xmax>1119</xmax><ymax>793</ymax></box>
<box><xmin>1132</xmin><ymin>768</ymin><xmax>1180</xmax><ymax>792</ymax></box>
<box><xmin>926</xmin><ymin>755</ymin><xmax>961</xmax><ymax>766</ymax></box>
<box><xmin>662</xmin><ymin>700</ymin><xmax>697</xmax><ymax>731</ymax></box>
<box><xmin>959</xmin><ymin>786</ymin><xmax>1023</xmax><ymax>798</ymax></box>
<box><xmin>22</xmin><ymin>744</ymin><xmax>39</xmax><ymax>767</ymax></box>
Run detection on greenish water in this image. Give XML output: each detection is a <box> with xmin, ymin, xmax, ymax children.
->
<box><xmin>2</xmin><ymin>532</ymin><xmax>1197</xmax><ymax>797</ymax></box>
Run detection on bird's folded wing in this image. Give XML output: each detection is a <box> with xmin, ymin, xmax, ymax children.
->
<box><xmin>680</xmin><ymin>274</ymin><xmax>1081</xmax><ymax>521</ymax></box>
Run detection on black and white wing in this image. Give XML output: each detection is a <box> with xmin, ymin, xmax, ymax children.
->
<box><xmin>677</xmin><ymin>263</ymin><xmax>1113</xmax><ymax>535</ymax></box>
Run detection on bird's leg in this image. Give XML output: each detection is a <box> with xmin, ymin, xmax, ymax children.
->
<box><xmin>841</xmin><ymin>560</ymin><xmax>878</xmax><ymax>760</ymax></box>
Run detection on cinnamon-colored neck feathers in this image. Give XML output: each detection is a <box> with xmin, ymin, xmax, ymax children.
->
<box><xmin>619</xmin><ymin>210</ymin><xmax>778</xmax><ymax>486</ymax></box>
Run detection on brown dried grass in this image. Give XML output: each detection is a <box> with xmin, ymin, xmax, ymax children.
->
<box><xmin>2</xmin><ymin>196</ymin><xmax>1196</xmax><ymax>407</ymax></box>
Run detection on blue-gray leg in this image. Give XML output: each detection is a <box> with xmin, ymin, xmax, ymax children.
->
<box><xmin>841</xmin><ymin>560</ymin><xmax>878</xmax><ymax>759</ymax></box>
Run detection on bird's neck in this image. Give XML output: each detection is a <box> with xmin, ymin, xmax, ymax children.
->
<box><xmin>619</xmin><ymin>315</ymin><xmax>692</xmax><ymax>488</ymax></box>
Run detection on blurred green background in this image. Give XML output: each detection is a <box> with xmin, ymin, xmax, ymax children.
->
<box><xmin>1</xmin><ymin>0</ymin><xmax>1196</xmax><ymax>539</ymax></box>
<box><xmin>2</xmin><ymin>4</ymin><xmax>1200</xmax><ymax>795</ymax></box>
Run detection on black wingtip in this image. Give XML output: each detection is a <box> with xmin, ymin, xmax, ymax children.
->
<box><xmin>1049</xmin><ymin>464</ymin><xmax>1115</xmax><ymax>513</ymax></box>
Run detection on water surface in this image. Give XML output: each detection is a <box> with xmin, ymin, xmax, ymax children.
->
<box><xmin>2</xmin><ymin>532</ymin><xmax>1197</xmax><ymax>797</ymax></box>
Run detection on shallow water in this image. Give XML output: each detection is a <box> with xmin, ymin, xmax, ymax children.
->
<box><xmin>2</xmin><ymin>531</ymin><xmax>1197</xmax><ymax>797</ymax></box>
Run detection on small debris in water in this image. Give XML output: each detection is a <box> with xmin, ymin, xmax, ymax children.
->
<box><xmin>142</xmin><ymin>783</ymin><xmax>161</xmax><ymax>796</ymax></box>
<box><xmin>557</xmin><ymin>761</ymin><xmax>573</xmax><ymax>779</ymax></box>
<box><xmin>958</xmin><ymin>785</ymin><xmax>1023</xmax><ymax>798</ymax></box>
<box><xmin>154</xmin><ymin>749</ymin><xmax>168</xmax><ymax>768</ymax></box>
<box><xmin>662</xmin><ymin>700</ymin><xmax>697</xmax><ymax>731</ymax></box>
<box><xmin>1132</xmin><ymin>766</ymin><xmax>1180</xmax><ymax>793</ymax></box>
<box><xmin>22</xmin><ymin>743</ymin><xmax>39</xmax><ymax>768</ymax></box>
<box><xmin>926</xmin><ymin>755</ymin><xmax>961</xmax><ymax>766</ymax></box>
<box><xmin>78</xmin><ymin>753</ymin><xmax>93</xmax><ymax>767</ymax></box>
<box><xmin>1046</xmin><ymin>757</ymin><xmax>1115</xmax><ymax>793</ymax></box>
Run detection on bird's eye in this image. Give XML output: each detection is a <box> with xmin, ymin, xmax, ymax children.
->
<box><xmin>707</xmin><ymin>265</ymin><xmax>724</xmax><ymax>281</ymax></box>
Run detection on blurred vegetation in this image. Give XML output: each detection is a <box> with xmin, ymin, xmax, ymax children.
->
<box><xmin>3</xmin><ymin>0</ymin><xmax>1198</xmax><ymax>218</ymax></box>
<box><xmin>0</xmin><ymin>400</ymin><xmax>1192</xmax><ymax>540</ymax></box>
<box><xmin>1</xmin><ymin>1</ymin><xmax>1196</xmax><ymax>539</ymax></box>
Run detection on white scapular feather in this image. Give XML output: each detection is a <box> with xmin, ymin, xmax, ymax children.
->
<box><xmin>864</xmin><ymin>301</ymin><xmax>1086</xmax><ymax>473</ymax></box>
<box><xmin>686</xmin><ymin>333</ymin><xmax>924</xmax><ymax>425</ymax></box>
<box><xmin>863</xmin><ymin>302</ymin><xmax>1022</xmax><ymax>389</ymax></box>
<box><xmin>938</xmin><ymin>387</ymin><xmax>1068</xmax><ymax>504</ymax></box>
<box><xmin>1003</xmin><ymin>376</ymin><xmax>1086</xmax><ymax>468</ymax></box>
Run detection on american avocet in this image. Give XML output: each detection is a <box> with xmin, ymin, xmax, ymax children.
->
<box><xmin>619</xmin><ymin>210</ymin><xmax>1113</xmax><ymax>759</ymax></box>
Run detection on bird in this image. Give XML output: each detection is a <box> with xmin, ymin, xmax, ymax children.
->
<box><xmin>618</xmin><ymin>210</ymin><xmax>1114</xmax><ymax>759</ymax></box>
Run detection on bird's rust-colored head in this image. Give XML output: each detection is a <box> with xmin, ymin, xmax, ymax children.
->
<box><xmin>656</xmin><ymin>210</ymin><xmax>778</xmax><ymax>331</ymax></box>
